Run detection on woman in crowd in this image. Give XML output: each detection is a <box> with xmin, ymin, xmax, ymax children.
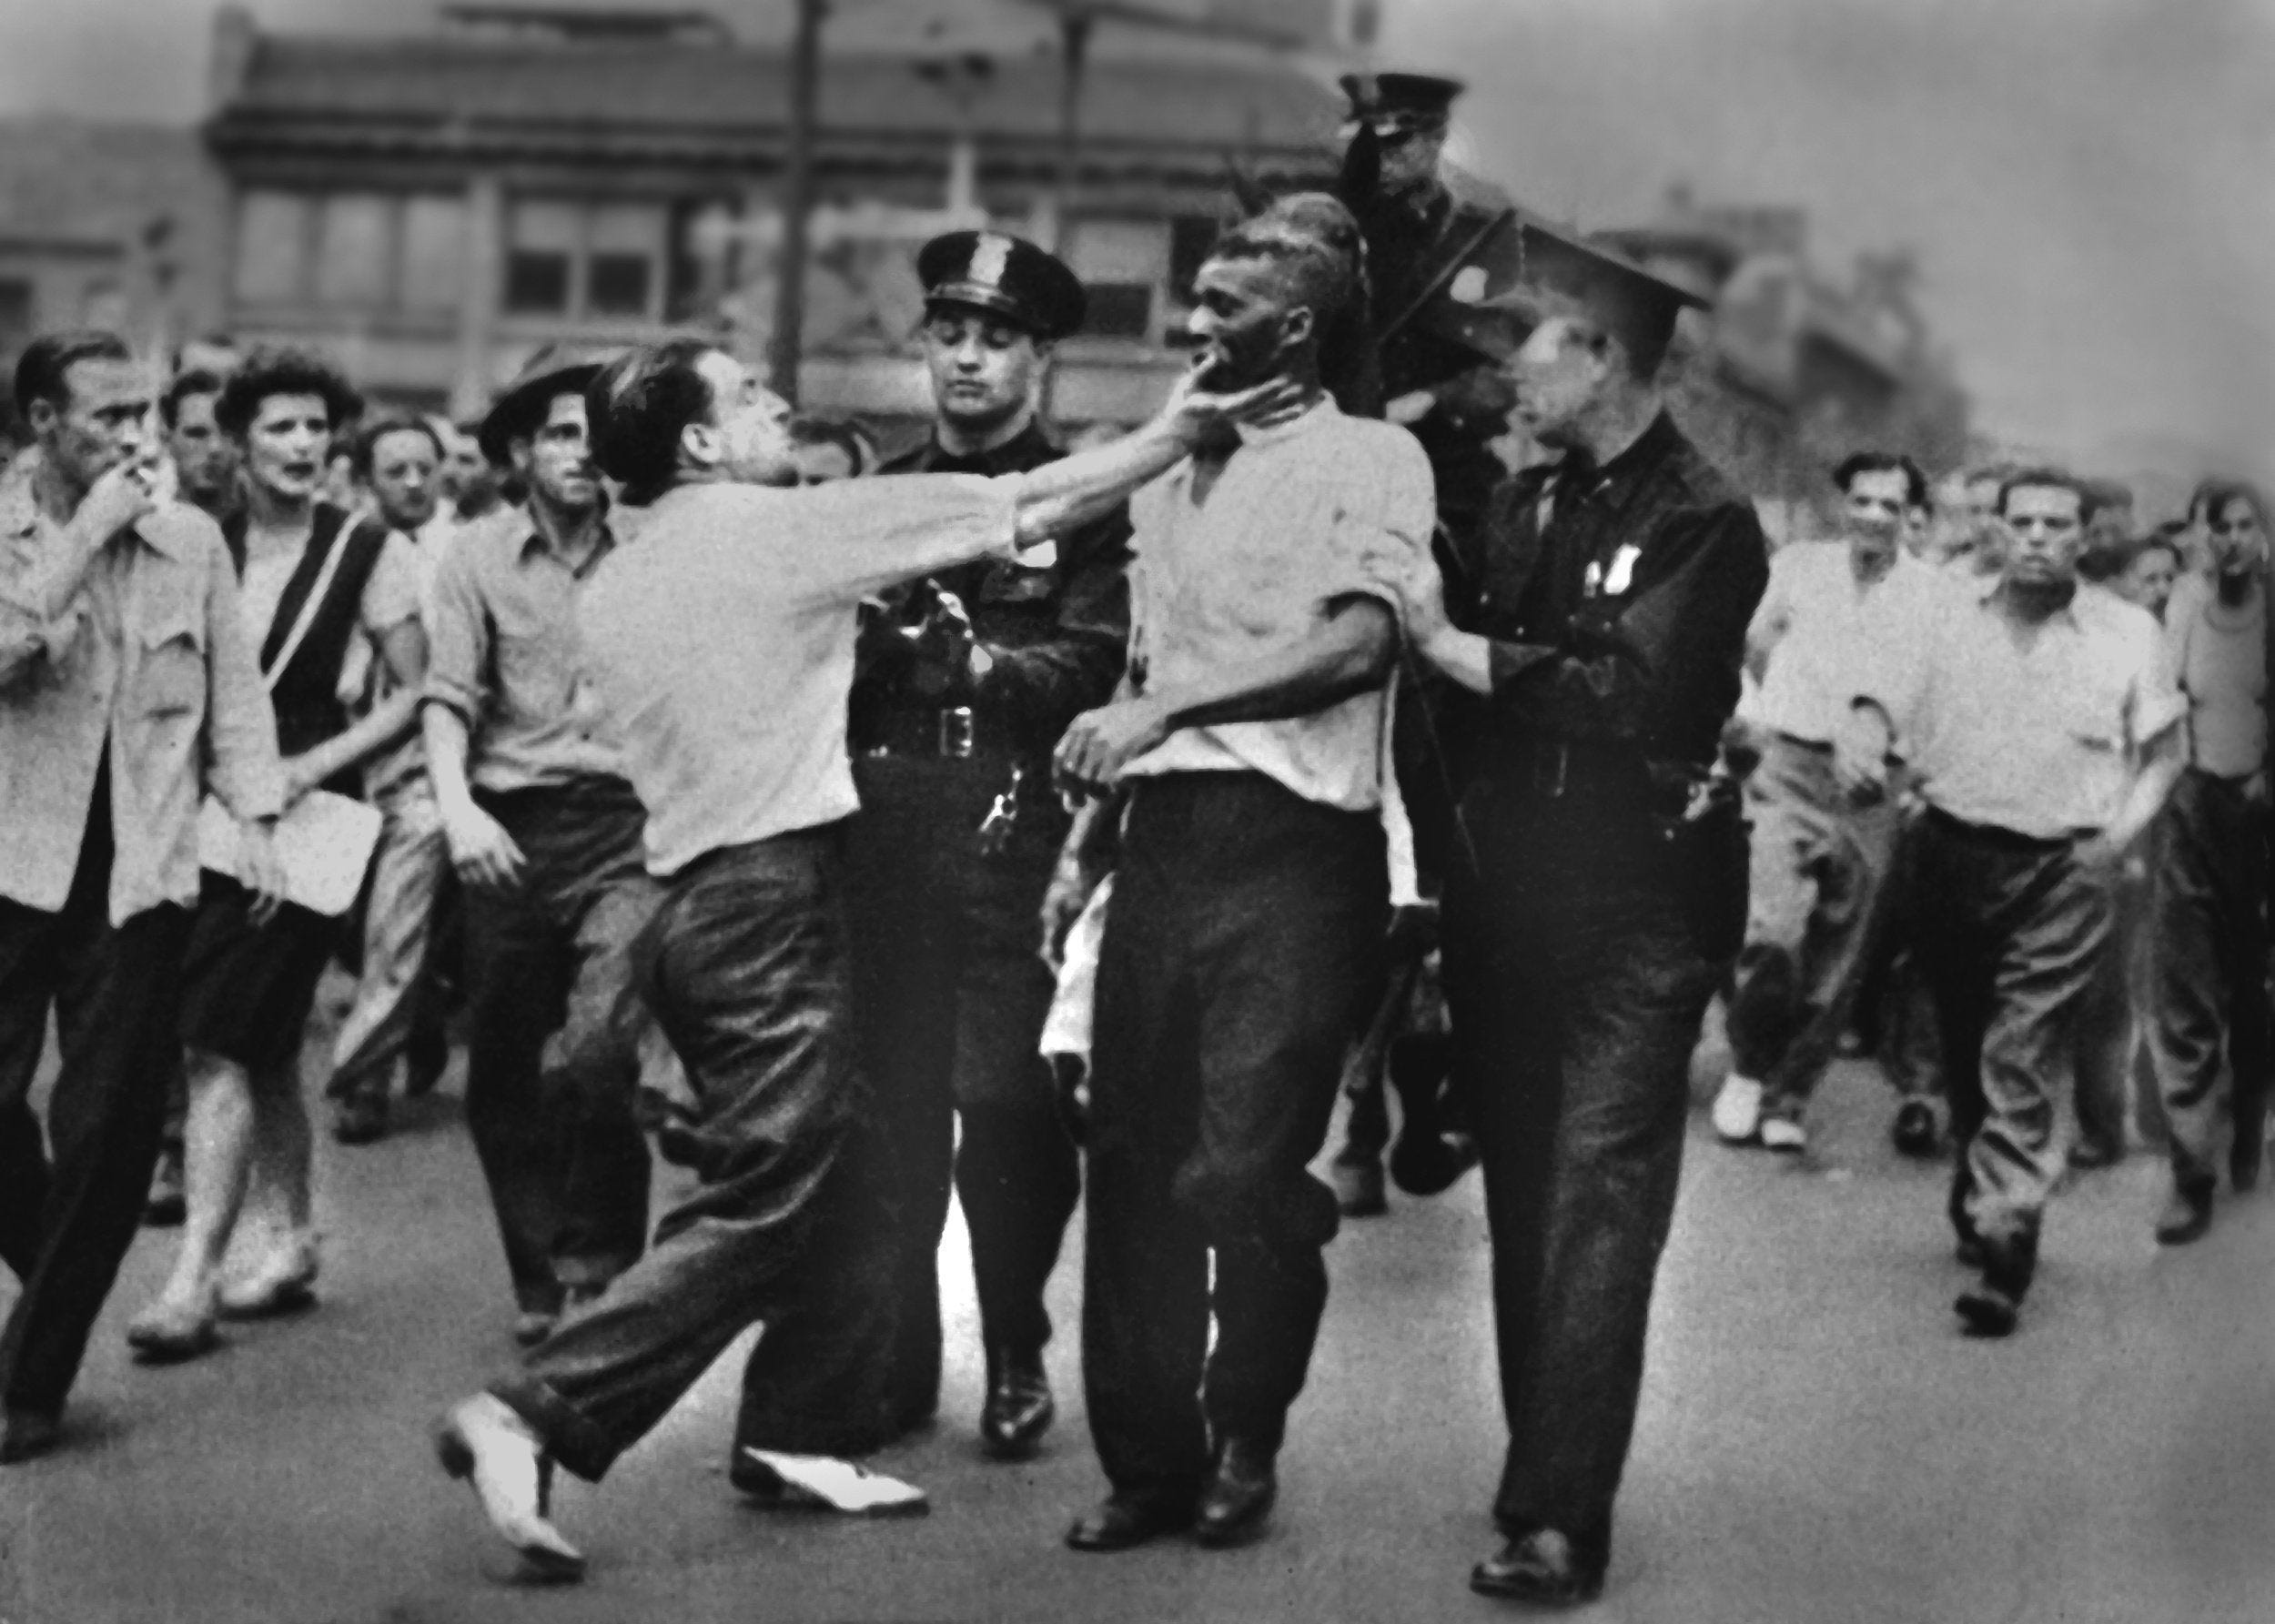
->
<box><xmin>126</xmin><ymin>348</ymin><xmax>428</xmax><ymax>1358</ymax></box>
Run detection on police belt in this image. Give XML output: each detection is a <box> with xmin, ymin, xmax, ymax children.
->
<box><xmin>856</xmin><ymin>703</ymin><xmax>1017</xmax><ymax>762</ymax></box>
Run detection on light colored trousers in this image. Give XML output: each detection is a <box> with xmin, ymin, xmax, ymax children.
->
<box><xmin>326</xmin><ymin>786</ymin><xmax>449</xmax><ymax>1103</ymax></box>
<box><xmin>1724</xmin><ymin>733</ymin><xmax>1905</xmax><ymax>1117</ymax></box>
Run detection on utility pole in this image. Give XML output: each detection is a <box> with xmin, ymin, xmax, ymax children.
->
<box><xmin>769</xmin><ymin>0</ymin><xmax>825</xmax><ymax>404</ymax></box>
<box><xmin>1047</xmin><ymin>9</ymin><xmax>1093</xmax><ymax>257</ymax></box>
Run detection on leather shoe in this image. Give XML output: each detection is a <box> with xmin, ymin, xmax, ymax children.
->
<box><xmin>1065</xmin><ymin>1488</ymin><xmax>1196</xmax><ymax>1552</ymax></box>
<box><xmin>126</xmin><ymin>1293</ymin><xmax>220</xmax><ymax>1363</ymax></box>
<box><xmin>1954</xmin><ymin>1280</ymin><xmax>2020</xmax><ymax>1337</ymax></box>
<box><xmin>331</xmin><ymin>1093</ymin><xmax>389</xmax><ymax>1145</ymax></box>
<box><xmin>218</xmin><ymin>1239</ymin><xmax>319</xmax><ymax>1320</ymax></box>
<box><xmin>1470</xmin><ymin>1528</ymin><xmax>1606</xmax><ymax>1606</ymax></box>
<box><xmin>1194</xmin><ymin>1437</ymin><xmax>1276</xmax><ymax>1548</ymax></box>
<box><xmin>0</xmin><ymin>1407</ymin><xmax>63</xmax><ymax>1466</ymax></box>
<box><xmin>436</xmin><ymin>1395</ymin><xmax>584</xmax><ymax>1581</ymax></box>
<box><xmin>979</xmin><ymin>1347</ymin><xmax>1055</xmax><ymax>1460</ymax></box>
<box><xmin>2154</xmin><ymin>1185</ymin><xmax>2214</xmax><ymax>1246</ymax></box>
<box><xmin>1891</xmin><ymin>1100</ymin><xmax>1941</xmax><ymax>1160</ymax></box>
<box><xmin>511</xmin><ymin>1310</ymin><xmax>558</xmax><ymax>1348</ymax></box>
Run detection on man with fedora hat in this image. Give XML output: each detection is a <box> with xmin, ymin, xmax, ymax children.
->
<box><xmin>1383</xmin><ymin>225</ymin><xmax>1766</xmax><ymax>1606</ymax></box>
<box><xmin>745</xmin><ymin>229</ymin><xmax>1129</xmax><ymax>1462</ymax></box>
<box><xmin>420</xmin><ymin>345</ymin><xmax>657</xmax><ymax>1346</ymax></box>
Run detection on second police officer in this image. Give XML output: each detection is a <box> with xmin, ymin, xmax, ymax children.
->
<box><xmin>849</xmin><ymin>232</ymin><xmax>1131</xmax><ymax>1457</ymax></box>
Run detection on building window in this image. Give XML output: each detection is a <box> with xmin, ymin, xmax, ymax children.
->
<box><xmin>504</xmin><ymin>199</ymin><xmax>580</xmax><ymax>316</ymax></box>
<box><xmin>1067</xmin><ymin>218</ymin><xmax>1170</xmax><ymax>342</ymax></box>
<box><xmin>315</xmin><ymin>194</ymin><xmax>393</xmax><ymax>308</ymax></box>
<box><xmin>501</xmin><ymin>198</ymin><xmax>666</xmax><ymax>322</ymax></box>
<box><xmin>586</xmin><ymin>203</ymin><xmax>663</xmax><ymax>320</ymax></box>
<box><xmin>234</xmin><ymin>190</ymin><xmax>311</xmax><ymax>305</ymax></box>
<box><xmin>400</xmin><ymin>196</ymin><xmax>468</xmax><ymax>311</ymax></box>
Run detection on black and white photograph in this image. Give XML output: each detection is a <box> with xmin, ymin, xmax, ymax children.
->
<box><xmin>0</xmin><ymin>1</ymin><xmax>2267</xmax><ymax>1619</ymax></box>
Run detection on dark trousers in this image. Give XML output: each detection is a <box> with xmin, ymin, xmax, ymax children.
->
<box><xmin>1441</xmin><ymin>788</ymin><xmax>1720</xmax><ymax>1557</ymax></box>
<box><xmin>2151</xmin><ymin>769</ymin><xmax>2271</xmax><ymax>1194</ymax></box>
<box><xmin>462</xmin><ymin>777</ymin><xmax>657</xmax><ymax>1313</ymax></box>
<box><xmin>1912</xmin><ymin>809</ymin><xmax>2112</xmax><ymax>1269</ymax></box>
<box><xmin>494</xmin><ymin>828</ymin><xmax>901</xmax><ymax>1481</ymax></box>
<box><xmin>1082</xmin><ymin>773</ymin><xmax>1386</xmax><ymax>1496</ymax></box>
<box><xmin>832</xmin><ymin>754</ymin><xmax>1080</xmax><ymax>1427</ymax></box>
<box><xmin>0</xmin><ymin>773</ymin><xmax>193</xmax><ymax>1417</ymax></box>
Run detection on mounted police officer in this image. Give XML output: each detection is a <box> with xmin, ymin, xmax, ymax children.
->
<box><xmin>845</xmin><ymin>231</ymin><xmax>1130</xmax><ymax>1458</ymax></box>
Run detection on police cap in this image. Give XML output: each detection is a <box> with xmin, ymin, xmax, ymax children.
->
<box><xmin>917</xmin><ymin>231</ymin><xmax>1087</xmax><ymax>342</ymax></box>
<box><xmin>1340</xmin><ymin>72</ymin><xmax>1464</xmax><ymax>136</ymax></box>
<box><xmin>1461</xmin><ymin>218</ymin><xmax>1708</xmax><ymax>376</ymax></box>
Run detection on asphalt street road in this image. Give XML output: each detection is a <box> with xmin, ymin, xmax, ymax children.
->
<box><xmin>2</xmin><ymin>986</ymin><xmax>2270</xmax><ymax>1624</ymax></box>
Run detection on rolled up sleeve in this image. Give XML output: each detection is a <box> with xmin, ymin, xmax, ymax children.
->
<box><xmin>200</xmin><ymin>541</ymin><xmax>286</xmax><ymax>821</ymax></box>
<box><xmin>421</xmin><ymin>536</ymin><xmax>490</xmax><ymax>724</ymax></box>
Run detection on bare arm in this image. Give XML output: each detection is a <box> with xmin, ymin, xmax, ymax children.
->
<box><xmin>1053</xmin><ymin>599</ymin><xmax>1396</xmax><ymax>794</ymax></box>
<box><xmin>283</xmin><ymin>620</ymin><xmax>428</xmax><ymax>799</ymax></box>
<box><xmin>2078</xmin><ymin>723</ymin><xmax>2185</xmax><ymax>869</ymax></box>
<box><xmin>422</xmin><ymin>699</ymin><xmax>526</xmax><ymax>889</ymax></box>
<box><xmin>1006</xmin><ymin>367</ymin><xmax>1307</xmax><ymax>547</ymax></box>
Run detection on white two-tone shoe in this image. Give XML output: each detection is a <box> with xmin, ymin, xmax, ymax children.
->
<box><xmin>732</xmin><ymin>1447</ymin><xmax>929</xmax><ymax>1517</ymax></box>
<box><xmin>435</xmin><ymin>1395</ymin><xmax>586</xmax><ymax>1582</ymax></box>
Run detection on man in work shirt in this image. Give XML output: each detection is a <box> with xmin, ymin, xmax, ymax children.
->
<box><xmin>1714</xmin><ymin>451</ymin><xmax>1941</xmax><ymax>1156</ymax></box>
<box><xmin>1841</xmin><ymin>469</ymin><xmax>2185</xmax><ymax>1336</ymax></box>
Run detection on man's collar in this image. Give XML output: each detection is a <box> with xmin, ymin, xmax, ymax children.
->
<box><xmin>520</xmin><ymin>511</ymin><xmax>616</xmax><ymax>574</ymax></box>
<box><xmin>1234</xmin><ymin>392</ymin><xmax>1338</xmax><ymax>449</ymax></box>
<box><xmin>1976</xmin><ymin>571</ymin><xmax>2084</xmax><ymax>629</ymax></box>
<box><xmin>925</xmin><ymin>416</ymin><xmax>1052</xmax><ymax>469</ymax></box>
<box><xmin>1558</xmin><ymin>409</ymin><xmax>1679</xmax><ymax>516</ymax></box>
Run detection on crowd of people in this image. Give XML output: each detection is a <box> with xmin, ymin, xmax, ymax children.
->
<box><xmin>0</xmin><ymin>69</ymin><xmax>2264</xmax><ymax>1612</ymax></box>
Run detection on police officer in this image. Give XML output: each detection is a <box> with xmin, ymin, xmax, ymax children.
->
<box><xmin>1387</xmin><ymin>227</ymin><xmax>1765</xmax><ymax>1607</ymax></box>
<box><xmin>1329</xmin><ymin>71</ymin><xmax>1522</xmax><ymax>1215</ymax></box>
<box><xmin>847</xmin><ymin>232</ymin><xmax>1129</xmax><ymax>1458</ymax></box>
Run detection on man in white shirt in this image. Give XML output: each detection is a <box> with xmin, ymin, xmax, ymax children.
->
<box><xmin>433</xmin><ymin>335</ymin><xmax>1297</xmax><ymax>1580</ymax></box>
<box><xmin>326</xmin><ymin>414</ymin><xmax>459</xmax><ymax>1144</ymax></box>
<box><xmin>1841</xmin><ymin>469</ymin><xmax>2185</xmax><ymax>1336</ymax></box>
<box><xmin>1048</xmin><ymin>196</ymin><xmax>1432</xmax><ymax>1556</ymax></box>
<box><xmin>2147</xmin><ymin>481</ymin><xmax>2268</xmax><ymax>1244</ymax></box>
<box><xmin>1714</xmin><ymin>453</ymin><xmax>1939</xmax><ymax>1155</ymax></box>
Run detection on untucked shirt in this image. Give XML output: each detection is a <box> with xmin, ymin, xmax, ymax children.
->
<box><xmin>422</xmin><ymin>509</ymin><xmax>626</xmax><ymax>793</ymax></box>
<box><xmin>1746</xmin><ymin>540</ymin><xmax>1937</xmax><ymax>743</ymax></box>
<box><xmin>2162</xmin><ymin>573</ymin><xmax>2267</xmax><ymax>779</ymax></box>
<box><xmin>1861</xmin><ymin>575</ymin><xmax>2186</xmax><ymax>839</ymax></box>
<box><xmin>1118</xmin><ymin>398</ymin><xmax>1434</xmax><ymax>812</ymax></box>
<box><xmin>577</xmin><ymin>474</ymin><xmax>1021</xmax><ymax>876</ymax></box>
<box><xmin>0</xmin><ymin>484</ymin><xmax>285</xmax><ymax>924</ymax></box>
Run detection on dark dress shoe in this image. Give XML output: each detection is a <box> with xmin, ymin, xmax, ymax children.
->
<box><xmin>1954</xmin><ymin>1281</ymin><xmax>2020</xmax><ymax>1337</ymax></box>
<box><xmin>331</xmin><ymin>1093</ymin><xmax>389</xmax><ymax>1145</ymax></box>
<box><xmin>1330</xmin><ymin>1157</ymin><xmax>1388</xmax><ymax>1218</ymax></box>
<box><xmin>979</xmin><ymin>1347</ymin><xmax>1054</xmax><ymax>1460</ymax></box>
<box><xmin>1194</xmin><ymin>1437</ymin><xmax>1277</xmax><ymax>1548</ymax></box>
<box><xmin>0</xmin><ymin>1407</ymin><xmax>63</xmax><ymax>1466</ymax></box>
<box><xmin>2154</xmin><ymin>1185</ymin><xmax>2214</xmax><ymax>1246</ymax></box>
<box><xmin>1470</xmin><ymin>1528</ymin><xmax>1606</xmax><ymax>1606</ymax></box>
<box><xmin>1066</xmin><ymin>1488</ymin><xmax>1196</xmax><ymax>1552</ymax></box>
<box><xmin>512</xmin><ymin>1309</ymin><xmax>559</xmax><ymax>1348</ymax></box>
<box><xmin>1891</xmin><ymin>1100</ymin><xmax>1940</xmax><ymax>1160</ymax></box>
